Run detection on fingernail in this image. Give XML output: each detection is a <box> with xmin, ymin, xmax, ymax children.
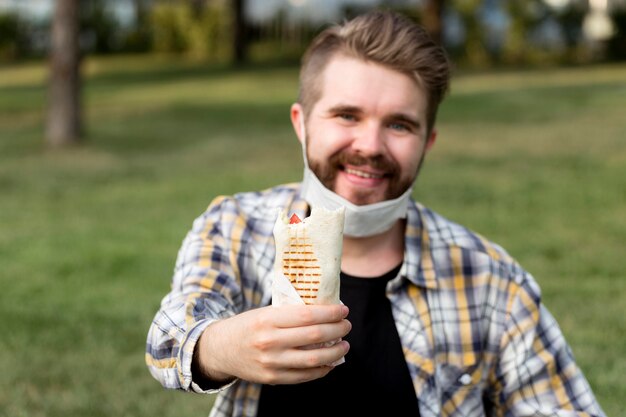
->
<box><xmin>341</xmin><ymin>305</ymin><xmax>349</xmax><ymax>317</ymax></box>
<box><xmin>342</xmin><ymin>340</ymin><xmax>350</xmax><ymax>352</ymax></box>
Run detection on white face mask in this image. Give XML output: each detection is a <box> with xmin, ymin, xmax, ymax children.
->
<box><xmin>298</xmin><ymin>117</ymin><xmax>412</xmax><ymax>238</ymax></box>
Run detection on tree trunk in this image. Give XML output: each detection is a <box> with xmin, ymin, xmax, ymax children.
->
<box><xmin>46</xmin><ymin>0</ymin><xmax>82</xmax><ymax>147</ymax></box>
<box><xmin>422</xmin><ymin>0</ymin><xmax>445</xmax><ymax>45</ymax></box>
<box><xmin>189</xmin><ymin>0</ymin><xmax>206</xmax><ymax>19</ymax></box>
<box><xmin>134</xmin><ymin>0</ymin><xmax>147</xmax><ymax>24</ymax></box>
<box><xmin>232</xmin><ymin>0</ymin><xmax>247</xmax><ymax>65</ymax></box>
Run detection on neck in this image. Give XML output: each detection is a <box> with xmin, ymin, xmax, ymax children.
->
<box><xmin>340</xmin><ymin>219</ymin><xmax>406</xmax><ymax>278</ymax></box>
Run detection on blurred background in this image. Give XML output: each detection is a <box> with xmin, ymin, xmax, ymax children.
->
<box><xmin>2</xmin><ymin>0</ymin><xmax>626</xmax><ymax>68</ymax></box>
<box><xmin>0</xmin><ymin>1</ymin><xmax>624</xmax><ymax>416</ymax></box>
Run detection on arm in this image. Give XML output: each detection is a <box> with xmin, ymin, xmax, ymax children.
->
<box><xmin>492</xmin><ymin>273</ymin><xmax>606</xmax><ymax>417</ymax></box>
<box><xmin>145</xmin><ymin>198</ymin><xmax>351</xmax><ymax>392</ymax></box>
<box><xmin>192</xmin><ymin>303</ymin><xmax>350</xmax><ymax>388</ymax></box>
<box><xmin>145</xmin><ymin>199</ymin><xmax>243</xmax><ymax>392</ymax></box>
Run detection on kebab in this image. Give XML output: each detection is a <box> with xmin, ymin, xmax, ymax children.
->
<box><xmin>272</xmin><ymin>206</ymin><xmax>345</xmax><ymax>306</ymax></box>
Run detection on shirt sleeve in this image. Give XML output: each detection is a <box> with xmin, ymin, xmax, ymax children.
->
<box><xmin>145</xmin><ymin>197</ymin><xmax>244</xmax><ymax>393</ymax></box>
<box><xmin>494</xmin><ymin>272</ymin><xmax>606</xmax><ymax>416</ymax></box>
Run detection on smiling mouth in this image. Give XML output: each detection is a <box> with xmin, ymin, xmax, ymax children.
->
<box><xmin>344</xmin><ymin>167</ymin><xmax>385</xmax><ymax>180</ymax></box>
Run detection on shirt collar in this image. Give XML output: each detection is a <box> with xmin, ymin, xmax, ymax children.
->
<box><xmin>402</xmin><ymin>201</ymin><xmax>439</xmax><ymax>289</ymax></box>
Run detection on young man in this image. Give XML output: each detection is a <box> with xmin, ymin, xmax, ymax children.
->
<box><xmin>146</xmin><ymin>10</ymin><xmax>605</xmax><ymax>417</ymax></box>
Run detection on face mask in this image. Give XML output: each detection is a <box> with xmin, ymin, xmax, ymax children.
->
<box><xmin>298</xmin><ymin>116</ymin><xmax>412</xmax><ymax>238</ymax></box>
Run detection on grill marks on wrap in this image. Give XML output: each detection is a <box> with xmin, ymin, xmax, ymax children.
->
<box><xmin>282</xmin><ymin>229</ymin><xmax>321</xmax><ymax>304</ymax></box>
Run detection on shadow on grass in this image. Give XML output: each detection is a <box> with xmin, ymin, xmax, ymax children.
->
<box><xmin>86</xmin><ymin>58</ymin><xmax>300</xmax><ymax>90</ymax></box>
<box><xmin>440</xmin><ymin>80</ymin><xmax>626</xmax><ymax>124</ymax></box>
<box><xmin>88</xmin><ymin>101</ymin><xmax>293</xmax><ymax>156</ymax></box>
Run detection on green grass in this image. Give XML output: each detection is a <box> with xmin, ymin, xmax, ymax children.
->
<box><xmin>1</xmin><ymin>55</ymin><xmax>624</xmax><ymax>416</ymax></box>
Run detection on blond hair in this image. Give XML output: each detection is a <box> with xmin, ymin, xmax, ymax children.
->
<box><xmin>298</xmin><ymin>10</ymin><xmax>451</xmax><ymax>134</ymax></box>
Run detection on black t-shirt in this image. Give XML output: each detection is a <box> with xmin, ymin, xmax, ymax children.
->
<box><xmin>257</xmin><ymin>264</ymin><xmax>420</xmax><ymax>417</ymax></box>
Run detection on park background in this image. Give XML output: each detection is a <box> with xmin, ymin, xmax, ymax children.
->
<box><xmin>0</xmin><ymin>0</ymin><xmax>625</xmax><ymax>416</ymax></box>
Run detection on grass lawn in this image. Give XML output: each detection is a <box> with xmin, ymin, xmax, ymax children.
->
<box><xmin>0</xmin><ymin>55</ymin><xmax>624</xmax><ymax>416</ymax></box>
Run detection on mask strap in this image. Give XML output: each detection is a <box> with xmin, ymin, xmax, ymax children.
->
<box><xmin>299</xmin><ymin>114</ymin><xmax>306</xmax><ymax>143</ymax></box>
<box><xmin>299</xmin><ymin>115</ymin><xmax>310</xmax><ymax>169</ymax></box>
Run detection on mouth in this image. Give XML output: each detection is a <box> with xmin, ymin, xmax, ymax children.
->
<box><xmin>343</xmin><ymin>166</ymin><xmax>386</xmax><ymax>180</ymax></box>
<box><xmin>313</xmin><ymin>153</ymin><xmax>399</xmax><ymax>198</ymax></box>
<box><xmin>340</xmin><ymin>165</ymin><xmax>390</xmax><ymax>190</ymax></box>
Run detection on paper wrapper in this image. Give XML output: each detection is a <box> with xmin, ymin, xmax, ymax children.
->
<box><xmin>272</xmin><ymin>206</ymin><xmax>346</xmax><ymax>365</ymax></box>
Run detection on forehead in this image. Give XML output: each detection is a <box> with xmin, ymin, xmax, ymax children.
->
<box><xmin>314</xmin><ymin>54</ymin><xmax>427</xmax><ymax>118</ymax></box>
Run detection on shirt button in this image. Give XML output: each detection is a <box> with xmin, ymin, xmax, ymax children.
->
<box><xmin>459</xmin><ymin>373</ymin><xmax>472</xmax><ymax>385</ymax></box>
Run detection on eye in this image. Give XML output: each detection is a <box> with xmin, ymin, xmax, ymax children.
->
<box><xmin>338</xmin><ymin>113</ymin><xmax>357</xmax><ymax>122</ymax></box>
<box><xmin>388</xmin><ymin>121</ymin><xmax>411</xmax><ymax>132</ymax></box>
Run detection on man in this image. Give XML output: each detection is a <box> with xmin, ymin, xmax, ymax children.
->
<box><xmin>146</xmin><ymin>10</ymin><xmax>605</xmax><ymax>417</ymax></box>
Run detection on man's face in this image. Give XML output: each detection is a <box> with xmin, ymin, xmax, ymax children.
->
<box><xmin>293</xmin><ymin>54</ymin><xmax>435</xmax><ymax>206</ymax></box>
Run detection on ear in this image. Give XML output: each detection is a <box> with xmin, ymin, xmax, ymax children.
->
<box><xmin>290</xmin><ymin>103</ymin><xmax>305</xmax><ymax>145</ymax></box>
<box><xmin>425</xmin><ymin>128</ymin><xmax>437</xmax><ymax>153</ymax></box>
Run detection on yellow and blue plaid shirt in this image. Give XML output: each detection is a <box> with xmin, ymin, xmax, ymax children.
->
<box><xmin>146</xmin><ymin>183</ymin><xmax>605</xmax><ymax>417</ymax></box>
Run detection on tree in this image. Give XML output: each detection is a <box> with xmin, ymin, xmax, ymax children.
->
<box><xmin>422</xmin><ymin>0</ymin><xmax>445</xmax><ymax>45</ymax></box>
<box><xmin>46</xmin><ymin>0</ymin><xmax>82</xmax><ymax>147</ymax></box>
<box><xmin>189</xmin><ymin>0</ymin><xmax>206</xmax><ymax>18</ymax></box>
<box><xmin>232</xmin><ymin>0</ymin><xmax>248</xmax><ymax>64</ymax></box>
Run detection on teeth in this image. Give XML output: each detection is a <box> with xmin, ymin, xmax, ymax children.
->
<box><xmin>345</xmin><ymin>168</ymin><xmax>383</xmax><ymax>179</ymax></box>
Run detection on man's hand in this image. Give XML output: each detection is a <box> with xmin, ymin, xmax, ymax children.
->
<box><xmin>194</xmin><ymin>304</ymin><xmax>351</xmax><ymax>385</ymax></box>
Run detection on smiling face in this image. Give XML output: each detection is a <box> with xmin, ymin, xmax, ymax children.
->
<box><xmin>292</xmin><ymin>54</ymin><xmax>436</xmax><ymax>206</ymax></box>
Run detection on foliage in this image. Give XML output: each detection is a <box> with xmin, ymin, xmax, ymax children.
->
<box><xmin>81</xmin><ymin>0</ymin><xmax>121</xmax><ymax>54</ymax></box>
<box><xmin>607</xmin><ymin>9</ymin><xmax>626</xmax><ymax>61</ymax></box>
<box><xmin>0</xmin><ymin>55</ymin><xmax>625</xmax><ymax>417</ymax></box>
<box><xmin>453</xmin><ymin>0</ymin><xmax>491</xmax><ymax>67</ymax></box>
<box><xmin>0</xmin><ymin>12</ymin><xmax>30</xmax><ymax>61</ymax></box>
<box><xmin>149</xmin><ymin>2</ymin><xmax>231</xmax><ymax>61</ymax></box>
<box><xmin>445</xmin><ymin>0</ymin><xmax>623</xmax><ymax>68</ymax></box>
<box><xmin>2</xmin><ymin>2</ymin><xmax>626</xmax><ymax>67</ymax></box>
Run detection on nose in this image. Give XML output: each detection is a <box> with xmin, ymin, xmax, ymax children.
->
<box><xmin>351</xmin><ymin>122</ymin><xmax>385</xmax><ymax>156</ymax></box>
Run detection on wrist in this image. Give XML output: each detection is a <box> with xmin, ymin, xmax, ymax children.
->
<box><xmin>191</xmin><ymin>322</ymin><xmax>236</xmax><ymax>389</ymax></box>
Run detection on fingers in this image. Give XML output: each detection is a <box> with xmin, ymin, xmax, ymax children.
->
<box><xmin>208</xmin><ymin>305</ymin><xmax>352</xmax><ymax>386</ymax></box>
<box><xmin>251</xmin><ymin>305</ymin><xmax>351</xmax><ymax>350</ymax></box>
<box><xmin>262</xmin><ymin>365</ymin><xmax>335</xmax><ymax>385</ymax></box>
<box><xmin>278</xmin><ymin>319</ymin><xmax>352</xmax><ymax>348</ymax></box>
<box><xmin>288</xmin><ymin>339</ymin><xmax>350</xmax><ymax>369</ymax></box>
<box><xmin>258</xmin><ymin>338</ymin><xmax>350</xmax><ymax>370</ymax></box>
<box><xmin>270</xmin><ymin>304</ymin><xmax>349</xmax><ymax>328</ymax></box>
<box><xmin>258</xmin><ymin>340</ymin><xmax>350</xmax><ymax>385</ymax></box>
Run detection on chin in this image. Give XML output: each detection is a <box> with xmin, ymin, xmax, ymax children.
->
<box><xmin>344</xmin><ymin>190</ymin><xmax>387</xmax><ymax>206</ymax></box>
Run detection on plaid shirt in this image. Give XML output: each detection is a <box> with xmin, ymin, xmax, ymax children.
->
<box><xmin>146</xmin><ymin>183</ymin><xmax>605</xmax><ymax>417</ymax></box>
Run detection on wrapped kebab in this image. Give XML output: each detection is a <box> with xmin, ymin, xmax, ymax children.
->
<box><xmin>272</xmin><ymin>206</ymin><xmax>346</xmax><ymax>365</ymax></box>
<box><xmin>272</xmin><ymin>206</ymin><xmax>345</xmax><ymax>306</ymax></box>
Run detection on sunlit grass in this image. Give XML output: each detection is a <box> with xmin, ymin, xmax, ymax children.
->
<box><xmin>0</xmin><ymin>55</ymin><xmax>624</xmax><ymax>416</ymax></box>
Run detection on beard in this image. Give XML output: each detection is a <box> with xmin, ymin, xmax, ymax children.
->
<box><xmin>308</xmin><ymin>149</ymin><xmax>425</xmax><ymax>205</ymax></box>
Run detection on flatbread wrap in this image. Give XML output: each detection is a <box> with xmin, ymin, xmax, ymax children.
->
<box><xmin>272</xmin><ymin>206</ymin><xmax>346</xmax><ymax>365</ymax></box>
<box><xmin>272</xmin><ymin>206</ymin><xmax>345</xmax><ymax>306</ymax></box>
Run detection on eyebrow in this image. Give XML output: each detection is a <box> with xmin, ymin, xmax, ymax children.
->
<box><xmin>326</xmin><ymin>104</ymin><xmax>362</xmax><ymax>115</ymax></box>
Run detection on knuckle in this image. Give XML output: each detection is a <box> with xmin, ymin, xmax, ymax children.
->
<box><xmin>262</xmin><ymin>369</ymin><xmax>281</xmax><ymax>385</ymax></box>
<box><xmin>296</xmin><ymin>307</ymin><xmax>315</xmax><ymax>324</ymax></box>
<box><xmin>258</xmin><ymin>353</ymin><xmax>276</xmax><ymax>369</ymax></box>
<box><xmin>305</xmin><ymin>326</ymin><xmax>324</xmax><ymax>343</ymax></box>
<box><xmin>304</xmin><ymin>353</ymin><xmax>321</xmax><ymax>367</ymax></box>
<box><xmin>252</xmin><ymin>312</ymin><xmax>271</xmax><ymax>330</ymax></box>
<box><xmin>251</xmin><ymin>334</ymin><xmax>274</xmax><ymax>351</ymax></box>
